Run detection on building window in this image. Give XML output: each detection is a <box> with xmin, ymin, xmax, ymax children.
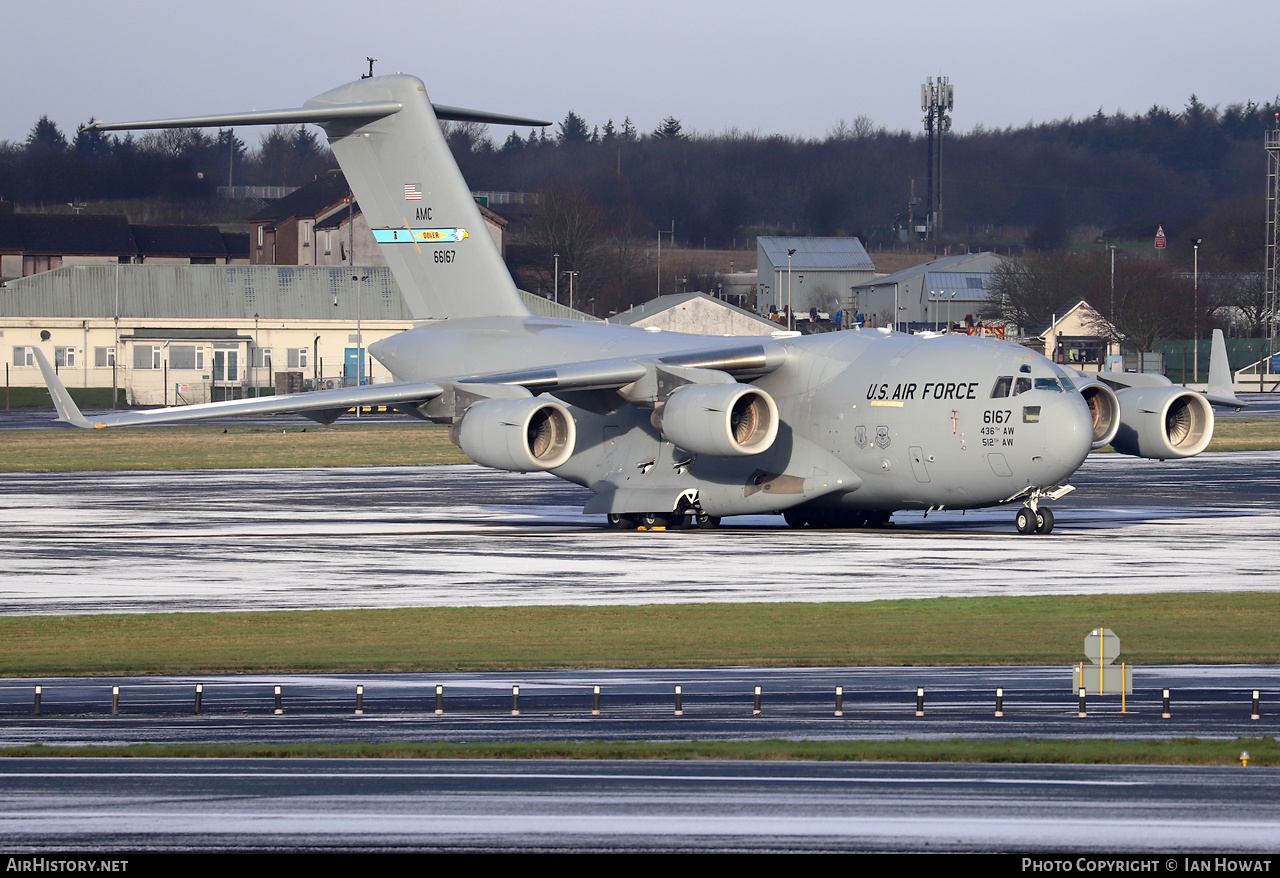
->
<box><xmin>12</xmin><ymin>346</ymin><xmax>33</xmax><ymax>367</ymax></box>
<box><xmin>94</xmin><ymin>347</ymin><xmax>116</xmax><ymax>368</ymax></box>
<box><xmin>169</xmin><ymin>345</ymin><xmax>199</xmax><ymax>370</ymax></box>
<box><xmin>287</xmin><ymin>348</ymin><xmax>309</xmax><ymax>370</ymax></box>
<box><xmin>251</xmin><ymin>347</ymin><xmax>273</xmax><ymax>370</ymax></box>
<box><xmin>257</xmin><ymin>226</ymin><xmax>264</xmax><ymax>248</ymax></box>
<box><xmin>324</xmin><ymin>231</ymin><xmax>332</xmax><ymax>256</ymax></box>
<box><xmin>54</xmin><ymin>347</ymin><xmax>76</xmax><ymax>368</ymax></box>
<box><xmin>133</xmin><ymin>345</ymin><xmax>161</xmax><ymax>370</ymax></box>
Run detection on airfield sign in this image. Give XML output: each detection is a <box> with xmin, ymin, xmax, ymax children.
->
<box><xmin>1155</xmin><ymin>225</ymin><xmax>1167</xmax><ymax>249</ymax></box>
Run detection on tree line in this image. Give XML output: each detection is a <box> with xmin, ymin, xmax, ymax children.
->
<box><xmin>0</xmin><ymin>118</ymin><xmax>336</xmax><ymax>203</ymax></box>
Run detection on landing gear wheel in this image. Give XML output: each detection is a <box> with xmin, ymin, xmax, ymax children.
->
<box><xmin>691</xmin><ymin>511</ymin><xmax>721</xmax><ymax>529</ymax></box>
<box><xmin>783</xmin><ymin>510</ymin><xmax>808</xmax><ymax>528</ymax></box>
<box><xmin>639</xmin><ymin>511</ymin><xmax>670</xmax><ymax>529</ymax></box>
<box><xmin>607</xmin><ymin>513</ymin><xmax>637</xmax><ymax>530</ymax></box>
<box><xmin>1035</xmin><ymin>506</ymin><xmax>1055</xmax><ymax>535</ymax></box>
<box><xmin>1015</xmin><ymin>507</ymin><xmax>1037</xmax><ymax>535</ymax></box>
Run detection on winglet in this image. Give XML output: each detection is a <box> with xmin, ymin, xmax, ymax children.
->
<box><xmin>32</xmin><ymin>349</ymin><xmax>93</xmax><ymax>428</ymax></box>
<box><xmin>1205</xmin><ymin>329</ymin><xmax>1246</xmax><ymax>409</ymax></box>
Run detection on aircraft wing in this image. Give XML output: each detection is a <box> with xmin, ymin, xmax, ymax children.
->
<box><xmin>33</xmin><ymin>349</ymin><xmax>442</xmax><ymax>429</ymax></box>
<box><xmin>460</xmin><ymin>341</ymin><xmax>789</xmax><ymax>393</ymax></box>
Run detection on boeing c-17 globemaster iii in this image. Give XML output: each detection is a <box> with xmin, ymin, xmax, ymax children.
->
<box><xmin>34</xmin><ymin>72</ymin><xmax>1244</xmax><ymax>534</ymax></box>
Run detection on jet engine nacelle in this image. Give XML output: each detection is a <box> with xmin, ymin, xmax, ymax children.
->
<box><xmin>1076</xmin><ymin>381</ymin><xmax>1121</xmax><ymax>449</ymax></box>
<box><xmin>658</xmin><ymin>383</ymin><xmax>779</xmax><ymax>457</ymax></box>
<box><xmin>1110</xmin><ymin>386</ymin><xmax>1214</xmax><ymax>459</ymax></box>
<box><xmin>456</xmin><ymin>397</ymin><xmax>576</xmax><ymax>472</ymax></box>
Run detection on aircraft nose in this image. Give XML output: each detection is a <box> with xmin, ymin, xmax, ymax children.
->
<box><xmin>1037</xmin><ymin>392</ymin><xmax>1093</xmax><ymax>479</ymax></box>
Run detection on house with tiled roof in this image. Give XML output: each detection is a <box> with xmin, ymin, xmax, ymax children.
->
<box><xmin>249</xmin><ymin>170</ymin><xmax>508</xmax><ymax>267</ymax></box>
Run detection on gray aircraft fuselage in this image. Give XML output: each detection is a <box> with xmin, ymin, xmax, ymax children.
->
<box><xmin>371</xmin><ymin>318</ymin><xmax>1093</xmax><ymax>518</ymax></box>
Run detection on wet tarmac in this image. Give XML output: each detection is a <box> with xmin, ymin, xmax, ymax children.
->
<box><xmin>0</xmin><ymin>451</ymin><xmax>1276</xmax><ymax>614</ymax></box>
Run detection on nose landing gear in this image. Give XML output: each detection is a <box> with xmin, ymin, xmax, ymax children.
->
<box><xmin>1015</xmin><ymin>505</ymin><xmax>1055</xmax><ymax>535</ymax></box>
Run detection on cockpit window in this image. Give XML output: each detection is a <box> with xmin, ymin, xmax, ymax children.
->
<box><xmin>1034</xmin><ymin>377</ymin><xmax>1063</xmax><ymax>392</ymax></box>
<box><xmin>990</xmin><ymin>376</ymin><xmax>1012</xmax><ymax>398</ymax></box>
<box><xmin>1013</xmin><ymin>377</ymin><xmax>1032</xmax><ymax>395</ymax></box>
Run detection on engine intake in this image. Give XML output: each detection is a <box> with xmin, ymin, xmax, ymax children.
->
<box><xmin>1111</xmin><ymin>386</ymin><xmax>1214</xmax><ymax>459</ymax></box>
<box><xmin>1077</xmin><ymin>381</ymin><xmax>1120</xmax><ymax>449</ymax></box>
<box><xmin>659</xmin><ymin>383</ymin><xmax>779</xmax><ymax>457</ymax></box>
<box><xmin>456</xmin><ymin>397</ymin><xmax>576</xmax><ymax>472</ymax></box>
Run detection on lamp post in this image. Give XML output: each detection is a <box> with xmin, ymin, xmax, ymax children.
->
<box><xmin>1193</xmin><ymin>238</ymin><xmax>1202</xmax><ymax>384</ymax></box>
<box><xmin>786</xmin><ymin>248</ymin><xmax>797</xmax><ymax>331</ymax></box>
<box><xmin>553</xmin><ymin>252</ymin><xmax>559</xmax><ymax>305</ymax></box>
<box><xmin>564</xmin><ymin>270</ymin><xmax>579</xmax><ymax>313</ymax></box>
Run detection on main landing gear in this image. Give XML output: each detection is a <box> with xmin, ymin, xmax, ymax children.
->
<box><xmin>1015</xmin><ymin>505</ymin><xmax>1055</xmax><ymax>535</ymax></box>
<box><xmin>783</xmin><ymin>509</ymin><xmax>892</xmax><ymax>529</ymax></box>
<box><xmin>608</xmin><ymin>510</ymin><xmax>722</xmax><ymax>531</ymax></box>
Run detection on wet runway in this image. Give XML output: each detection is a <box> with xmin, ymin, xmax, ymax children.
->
<box><xmin>2</xmin><ymin>757</ymin><xmax>1277</xmax><ymax>852</ymax></box>
<box><xmin>0</xmin><ymin>451</ymin><xmax>1277</xmax><ymax>614</ymax></box>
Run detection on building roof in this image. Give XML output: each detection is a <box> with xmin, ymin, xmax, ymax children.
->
<box><xmin>121</xmin><ymin>328</ymin><xmax>254</xmax><ymax>341</ymax></box>
<box><xmin>609</xmin><ymin>291</ymin><xmax>778</xmax><ymax>329</ymax></box>
<box><xmin>221</xmin><ymin>232</ymin><xmax>250</xmax><ymax>260</ymax></box>
<box><xmin>131</xmin><ymin>225</ymin><xmax>229</xmax><ymax>259</ymax></box>
<box><xmin>250</xmin><ymin>170</ymin><xmax>351</xmax><ymax>224</ymax></box>
<box><xmin>923</xmin><ymin>271</ymin><xmax>993</xmax><ymax>302</ymax></box>
<box><xmin>855</xmin><ymin>251</ymin><xmax>1005</xmax><ymax>290</ymax></box>
<box><xmin>758</xmin><ymin>236</ymin><xmax>874</xmax><ymax>271</ymax></box>
<box><xmin>1031</xmin><ymin>299</ymin><xmax>1110</xmax><ymax>339</ymax></box>
<box><xmin>0</xmin><ymin>263</ymin><xmax>591</xmax><ymax>323</ymax></box>
<box><xmin>5</xmin><ymin>214</ymin><xmax>137</xmax><ymax>256</ymax></box>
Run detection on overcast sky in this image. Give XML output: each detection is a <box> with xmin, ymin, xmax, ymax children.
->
<box><xmin>2</xmin><ymin>0</ymin><xmax>1276</xmax><ymax>146</ymax></box>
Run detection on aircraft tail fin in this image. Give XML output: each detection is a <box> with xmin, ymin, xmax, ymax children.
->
<box><xmin>32</xmin><ymin>349</ymin><xmax>92</xmax><ymax>428</ymax></box>
<box><xmin>91</xmin><ymin>74</ymin><xmax>547</xmax><ymax>322</ymax></box>
<box><xmin>1205</xmin><ymin>328</ymin><xmax>1246</xmax><ymax>409</ymax></box>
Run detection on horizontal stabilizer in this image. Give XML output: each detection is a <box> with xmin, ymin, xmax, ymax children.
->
<box><xmin>87</xmin><ymin>102</ymin><xmax>406</xmax><ymax>131</ymax></box>
<box><xmin>88</xmin><ymin>104</ymin><xmax>548</xmax><ymax>133</ymax></box>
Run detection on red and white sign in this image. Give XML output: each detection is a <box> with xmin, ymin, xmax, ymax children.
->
<box><xmin>1154</xmin><ymin>225</ymin><xmax>1166</xmax><ymax>249</ymax></box>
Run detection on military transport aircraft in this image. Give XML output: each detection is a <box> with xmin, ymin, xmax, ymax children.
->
<box><xmin>34</xmin><ymin>73</ymin><xmax>1244</xmax><ymax>534</ymax></box>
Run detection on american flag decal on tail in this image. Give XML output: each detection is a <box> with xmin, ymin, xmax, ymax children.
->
<box><xmin>404</xmin><ymin>183</ymin><xmax>423</xmax><ymax>200</ymax></box>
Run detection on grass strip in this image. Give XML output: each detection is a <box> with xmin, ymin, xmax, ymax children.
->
<box><xmin>3</xmin><ymin>418</ymin><xmax>1279</xmax><ymax>472</ymax></box>
<box><xmin>0</xmin><ymin>423</ymin><xmax>469</xmax><ymax>471</ymax></box>
<box><xmin>0</xmin><ymin>738</ymin><xmax>1275</xmax><ymax>765</ymax></box>
<box><xmin>2</xmin><ymin>593</ymin><xmax>1277</xmax><ymax>676</ymax></box>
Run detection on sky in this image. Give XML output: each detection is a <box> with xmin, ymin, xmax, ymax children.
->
<box><xmin>2</xmin><ymin>0</ymin><xmax>1276</xmax><ymax>146</ymax></box>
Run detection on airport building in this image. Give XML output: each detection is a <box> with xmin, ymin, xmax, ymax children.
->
<box><xmin>1</xmin><ymin>264</ymin><xmax>587</xmax><ymax>405</ymax></box>
<box><xmin>755</xmin><ymin>237</ymin><xmax>876</xmax><ymax>319</ymax></box>
<box><xmin>609</xmin><ymin>291</ymin><xmax>780</xmax><ymax>336</ymax></box>
<box><xmin>851</xmin><ymin>251</ymin><xmax>1006</xmax><ymax>331</ymax></box>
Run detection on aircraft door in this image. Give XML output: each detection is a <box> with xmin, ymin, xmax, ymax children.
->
<box><xmin>908</xmin><ymin>446</ymin><xmax>931</xmax><ymax>483</ymax></box>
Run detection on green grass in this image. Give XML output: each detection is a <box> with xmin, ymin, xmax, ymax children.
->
<box><xmin>0</xmin><ymin>423</ymin><xmax>469</xmax><ymax>471</ymax></box>
<box><xmin>0</xmin><ymin>739</ymin><xmax>1275</xmax><ymax>765</ymax></box>
<box><xmin>3</xmin><ymin>417</ymin><xmax>1278</xmax><ymax>473</ymax></box>
<box><xmin>2</xmin><ymin>593</ymin><xmax>1276</xmax><ymax>677</ymax></box>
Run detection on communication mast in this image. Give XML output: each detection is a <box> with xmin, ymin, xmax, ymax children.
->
<box><xmin>921</xmin><ymin>75</ymin><xmax>954</xmax><ymax>241</ymax></box>
<box><xmin>1266</xmin><ymin>114</ymin><xmax>1279</xmax><ymax>356</ymax></box>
